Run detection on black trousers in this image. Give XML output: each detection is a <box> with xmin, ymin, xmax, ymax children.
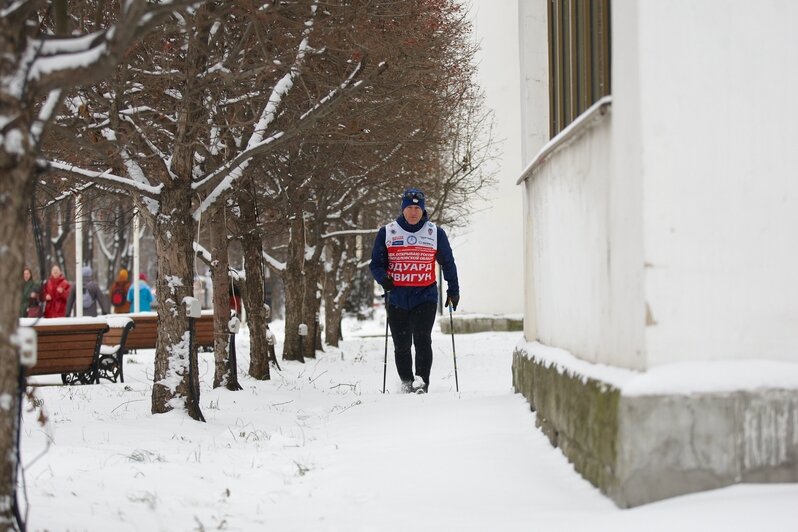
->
<box><xmin>387</xmin><ymin>301</ymin><xmax>437</xmax><ymax>384</ymax></box>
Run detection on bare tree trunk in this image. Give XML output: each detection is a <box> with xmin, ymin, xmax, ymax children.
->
<box><xmin>105</xmin><ymin>201</ymin><xmax>131</xmax><ymax>284</ymax></box>
<box><xmin>30</xmin><ymin>199</ymin><xmax>49</xmax><ymax>281</ymax></box>
<box><xmin>209</xmin><ymin>206</ymin><xmax>240</xmax><ymax>390</ymax></box>
<box><xmin>82</xmin><ymin>197</ymin><xmax>95</xmax><ymax>268</ymax></box>
<box><xmin>302</xmin><ymin>266</ymin><xmax>322</xmax><ymax>358</ymax></box>
<box><xmin>151</xmin><ymin>186</ymin><xmax>205</xmax><ymax>421</ymax></box>
<box><xmin>238</xmin><ymin>187</ymin><xmax>270</xmax><ymax>379</ymax></box>
<box><xmin>313</xmin><ymin>300</ymin><xmax>323</xmax><ymax>352</ymax></box>
<box><xmin>324</xmin><ymin>295</ymin><xmax>344</xmax><ymax>347</ymax></box>
<box><xmin>53</xmin><ymin>0</ymin><xmax>70</xmax><ymax>35</ymax></box>
<box><xmin>0</xmin><ymin>134</ymin><xmax>37</xmax><ymax>530</ymax></box>
<box><xmin>324</xmin><ymin>236</ymin><xmax>359</xmax><ymax>347</ymax></box>
<box><xmin>150</xmin><ymin>0</ymin><xmax>216</xmax><ymax>420</ymax></box>
<box><xmin>345</xmin><ymin>236</ymin><xmax>376</xmax><ymax>320</ymax></box>
<box><xmin>46</xmin><ymin>201</ymin><xmax>73</xmax><ymax>279</ymax></box>
<box><xmin>282</xmin><ymin>214</ymin><xmax>306</xmax><ymax>362</ymax></box>
<box><xmin>269</xmin><ymin>273</ymin><xmax>284</xmax><ymax>319</ymax></box>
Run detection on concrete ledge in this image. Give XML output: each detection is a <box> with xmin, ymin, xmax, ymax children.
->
<box><xmin>614</xmin><ymin>389</ymin><xmax>798</xmax><ymax>506</ymax></box>
<box><xmin>441</xmin><ymin>314</ymin><xmax>523</xmax><ymax>334</ymax></box>
<box><xmin>512</xmin><ymin>346</ymin><xmax>798</xmax><ymax>507</ymax></box>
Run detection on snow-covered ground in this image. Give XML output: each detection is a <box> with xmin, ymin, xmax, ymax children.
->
<box><xmin>21</xmin><ymin>312</ymin><xmax>798</xmax><ymax>531</ymax></box>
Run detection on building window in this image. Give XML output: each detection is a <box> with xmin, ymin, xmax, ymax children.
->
<box><xmin>548</xmin><ymin>0</ymin><xmax>611</xmax><ymax>137</ymax></box>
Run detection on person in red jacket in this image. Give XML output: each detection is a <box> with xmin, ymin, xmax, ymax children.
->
<box><xmin>42</xmin><ymin>264</ymin><xmax>71</xmax><ymax>318</ymax></box>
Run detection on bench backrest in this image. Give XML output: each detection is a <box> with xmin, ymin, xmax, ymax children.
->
<box><xmin>122</xmin><ymin>315</ymin><xmax>159</xmax><ymax>350</ymax></box>
<box><xmin>102</xmin><ymin>319</ymin><xmax>136</xmax><ymax>349</ymax></box>
<box><xmin>27</xmin><ymin>322</ymin><xmax>109</xmax><ymax>376</ymax></box>
<box><xmin>193</xmin><ymin>314</ymin><xmax>216</xmax><ymax>349</ymax></box>
<box><xmin>116</xmin><ymin>313</ymin><xmax>216</xmax><ymax>351</ymax></box>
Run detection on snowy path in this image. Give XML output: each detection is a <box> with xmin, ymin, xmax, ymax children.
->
<box><xmin>269</xmin><ymin>330</ymin><xmax>612</xmax><ymax>531</ymax></box>
<box><xmin>21</xmin><ymin>318</ymin><xmax>798</xmax><ymax>531</ymax></box>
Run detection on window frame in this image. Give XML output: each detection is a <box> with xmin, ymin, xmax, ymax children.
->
<box><xmin>548</xmin><ymin>0</ymin><xmax>611</xmax><ymax>138</ymax></box>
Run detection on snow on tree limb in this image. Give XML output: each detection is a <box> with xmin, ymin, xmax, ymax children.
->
<box><xmin>42</xmin><ymin>181</ymin><xmax>96</xmax><ymax>209</ymax></box>
<box><xmin>321</xmin><ymin>228</ymin><xmax>380</xmax><ymax>239</ymax></box>
<box><xmin>31</xmin><ymin>89</ymin><xmax>62</xmax><ymax>142</ymax></box>
<box><xmin>193</xmin><ymin>241</ymin><xmax>212</xmax><ymax>265</ymax></box>
<box><xmin>251</xmin><ymin>1</ymin><xmax>319</xmax><ymax>142</ymax></box>
<box><xmin>191</xmin><ymin>60</ymin><xmax>387</xmax><ymax>219</ymax></box>
<box><xmin>48</xmin><ymin>160</ymin><xmax>163</xmax><ymax>197</ymax></box>
<box><xmin>262</xmin><ymin>250</ymin><xmax>286</xmax><ymax>273</ymax></box>
<box><xmin>23</xmin><ymin>0</ymin><xmax>201</xmax><ymax>93</ymax></box>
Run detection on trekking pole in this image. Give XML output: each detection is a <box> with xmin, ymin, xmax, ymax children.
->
<box><xmin>449</xmin><ymin>305</ymin><xmax>459</xmax><ymax>392</ymax></box>
<box><xmin>382</xmin><ymin>290</ymin><xmax>390</xmax><ymax>394</ymax></box>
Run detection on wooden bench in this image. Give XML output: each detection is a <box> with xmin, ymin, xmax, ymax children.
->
<box><xmin>21</xmin><ymin>318</ymin><xmax>110</xmax><ymax>385</ymax></box>
<box><xmin>115</xmin><ymin>310</ymin><xmax>216</xmax><ymax>353</ymax></box>
<box><xmin>193</xmin><ymin>311</ymin><xmax>216</xmax><ymax>351</ymax></box>
<box><xmin>121</xmin><ymin>312</ymin><xmax>158</xmax><ymax>352</ymax></box>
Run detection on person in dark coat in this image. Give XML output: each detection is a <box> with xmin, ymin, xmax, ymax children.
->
<box><xmin>42</xmin><ymin>265</ymin><xmax>71</xmax><ymax>318</ymax></box>
<box><xmin>66</xmin><ymin>266</ymin><xmax>110</xmax><ymax>317</ymax></box>
<box><xmin>20</xmin><ymin>266</ymin><xmax>37</xmax><ymax>317</ymax></box>
<box><xmin>26</xmin><ymin>290</ymin><xmax>42</xmax><ymax>318</ymax></box>
<box><xmin>370</xmin><ymin>188</ymin><xmax>460</xmax><ymax>393</ymax></box>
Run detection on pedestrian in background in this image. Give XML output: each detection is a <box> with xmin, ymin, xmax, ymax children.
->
<box><xmin>128</xmin><ymin>272</ymin><xmax>154</xmax><ymax>312</ymax></box>
<box><xmin>20</xmin><ymin>266</ymin><xmax>37</xmax><ymax>317</ymax></box>
<box><xmin>42</xmin><ymin>264</ymin><xmax>71</xmax><ymax>318</ymax></box>
<box><xmin>25</xmin><ymin>289</ymin><xmax>42</xmax><ymax>318</ymax></box>
<box><xmin>109</xmin><ymin>268</ymin><xmax>132</xmax><ymax>313</ymax></box>
<box><xmin>66</xmin><ymin>266</ymin><xmax>110</xmax><ymax>317</ymax></box>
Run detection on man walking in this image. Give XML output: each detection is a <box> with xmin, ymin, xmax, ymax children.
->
<box><xmin>370</xmin><ymin>188</ymin><xmax>460</xmax><ymax>393</ymax></box>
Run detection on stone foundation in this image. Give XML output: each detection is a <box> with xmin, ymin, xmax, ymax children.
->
<box><xmin>512</xmin><ymin>347</ymin><xmax>798</xmax><ymax>507</ymax></box>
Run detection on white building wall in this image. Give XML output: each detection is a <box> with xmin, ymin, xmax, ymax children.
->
<box><xmin>451</xmin><ymin>0</ymin><xmax>523</xmax><ymax>315</ymax></box>
<box><xmin>518</xmin><ymin>0</ymin><xmax>549</xmax><ymax>340</ymax></box>
<box><xmin>527</xmin><ymin>118</ymin><xmax>614</xmax><ymax>365</ymax></box>
<box><xmin>515</xmin><ymin>0</ymin><xmax>798</xmax><ymax>501</ymax></box>
<box><xmin>606</xmin><ymin>0</ymin><xmax>646</xmax><ymax>370</ymax></box>
<box><xmin>634</xmin><ymin>1</ymin><xmax>798</xmax><ymax>366</ymax></box>
<box><xmin>518</xmin><ymin>0</ymin><xmax>549</xmax><ymax>164</ymax></box>
<box><xmin>520</xmin><ymin>0</ymin><xmax>798</xmax><ymax>369</ymax></box>
<box><xmin>519</xmin><ymin>0</ymin><xmax>646</xmax><ymax>369</ymax></box>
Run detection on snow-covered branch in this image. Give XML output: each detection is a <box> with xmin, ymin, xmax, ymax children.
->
<box><xmin>42</xmin><ymin>181</ymin><xmax>96</xmax><ymax>209</ymax></box>
<box><xmin>31</xmin><ymin>89</ymin><xmax>63</xmax><ymax>142</ymax></box>
<box><xmin>321</xmin><ymin>228</ymin><xmax>380</xmax><ymax>239</ymax></box>
<box><xmin>191</xmin><ymin>60</ymin><xmax>386</xmax><ymax>219</ymax></box>
<box><xmin>263</xmin><ymin>250</ymin><xmax>286</xmax><ymax>272</ymax></box>
<box><xmin>48</xmin><ymin>160</ymin><xmax>163</xmax><ymax>197</ymax></box>
<box><xmin>23</xmin><ymin>1</ymin><xmax>201</xmax><ymax>93</ymax></box>
<box><xmin>190</xmin><ymin>5</ymin><xmax>321</xmax><ymax>192</ymax></box>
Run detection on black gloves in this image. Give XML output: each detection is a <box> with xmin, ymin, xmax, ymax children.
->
<box><xmin>445</xmin><ymin>294</ymin><xmax>459</xmax><ymax>311</ymax></box>
<box><xmin>380</xmin><ymin>276</ymin><xmax>394</xmax><ymax>291</ymax></box>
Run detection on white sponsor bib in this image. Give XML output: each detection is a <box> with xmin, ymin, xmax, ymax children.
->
<box><xmin>384</xmin><ymin>221</ymin><xmax>438</xmax><ymax>287</ymax></box>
